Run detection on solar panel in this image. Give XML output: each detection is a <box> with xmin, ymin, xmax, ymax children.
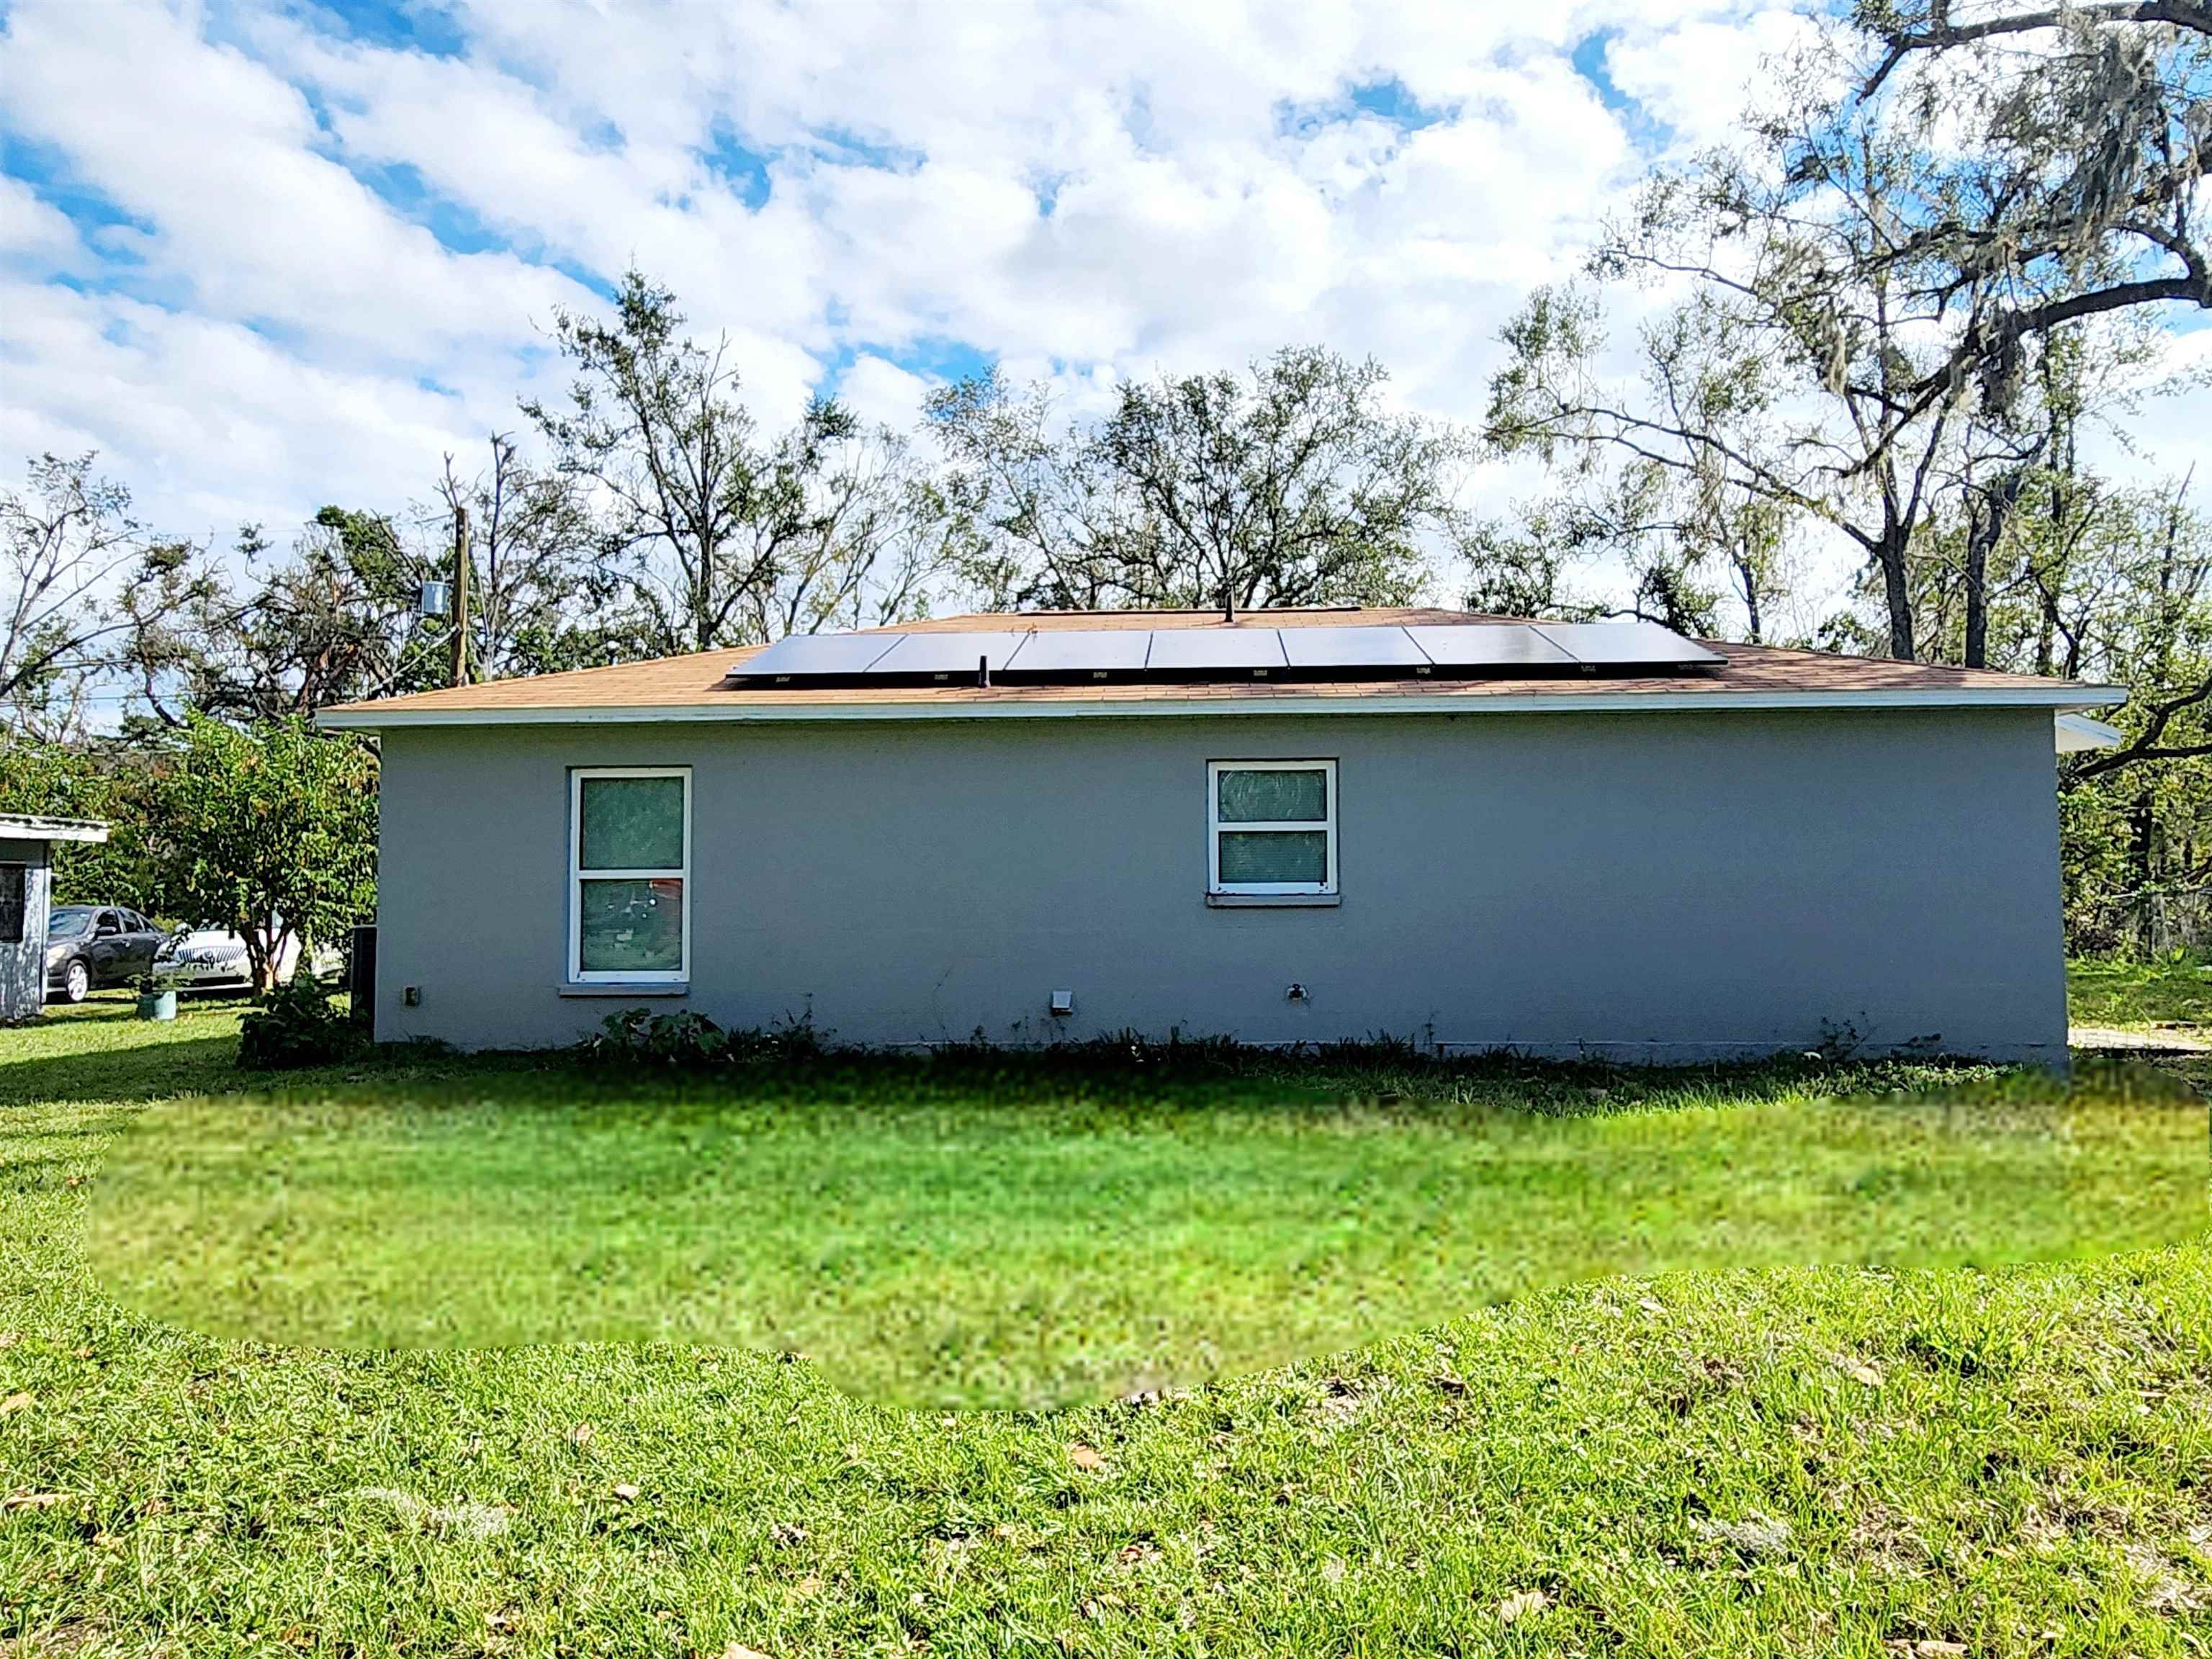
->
<box><xmin>1532</xmin><ymin>621</ymin><xmax>1727</xmax><ymax>671</ymax></box>
<box><xmin>863</xmin><ymin>631</ymin><xmax>1031</xmax><ymax>682</ymax></box>
<box><xmin>727</xmin><ymin>631</ymin><xmax>902</xmax><ymax>685</ymax></box>
<box><xmin>1143</xmin><ymin>628</ymin><xmax>1290</xmax><ymax>678</ymax></box>
<box><xmin>722</xmin><ymin>616</ymin><xmax>1729</xmax><ymax>689</ymax></box>
<box><xmin>1403</xmin><ymin>624</ymin><xmax>1578</xmax><ymax>673</ymax></box>
<box><xmin>996</xmin><ymin>629</ymin><xmax>1154</xmax><ymax>683</ymax></box>
<box><xmin>1277</xmin><ymin>625</ymin><xmax>1431</xmax><ymax>675</ymax></box>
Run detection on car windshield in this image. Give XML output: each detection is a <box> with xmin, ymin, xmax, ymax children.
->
<box><xmin>48</xmin><ymin>909</ymin><xmax>91</xmax><ymax>938</ymax></box>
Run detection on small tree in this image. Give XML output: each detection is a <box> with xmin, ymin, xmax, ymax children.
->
<box><xmin>144</xmin><ymin>717</ymin><xmax>377</xmax><ymax>993</ymax></box>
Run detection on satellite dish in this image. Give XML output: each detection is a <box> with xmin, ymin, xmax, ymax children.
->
<box><xmin>418</xmin><ymin>579</ymin><xmax>452</xmax><ymax>618</ymax></box>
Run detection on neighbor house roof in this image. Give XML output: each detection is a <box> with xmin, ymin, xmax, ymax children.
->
<box><xmin>319</xmin><ymin>606</ymin><xmax>2128</xmax><ymax>729</ymax></box>
<box><xmin>0</xmin><ymin>814</ymin><xmax>109</xmax><ymax>843</ymax></box>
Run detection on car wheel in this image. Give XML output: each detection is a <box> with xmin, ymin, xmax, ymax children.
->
<box><xmin>59</xmin><ymin>958</ymin><xmax>90</xmax><ymax>1004</ymax></box>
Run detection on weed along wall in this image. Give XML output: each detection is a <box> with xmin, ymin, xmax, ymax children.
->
<box><xmin>372</xmin><ymin>706</ymin><xmax>2067</xmax><ymax>1061</ymax></box>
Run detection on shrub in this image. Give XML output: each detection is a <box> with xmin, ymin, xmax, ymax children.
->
<box><xmin>582</xmin><ymin>1008</ymin><xmax>822</xmax><ymax>1069</ymax></box>
<box><xmin>238</xmin><ymin>971</ymin><xmax>363</xmax><ymax>1069</ymax></box>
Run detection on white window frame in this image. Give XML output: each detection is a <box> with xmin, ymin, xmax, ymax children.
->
<box><xmin>1207</xmin><ymin>759</ymin><xmax>1337</xmax><ymax>896</ymax></box>
<box><xmin>568</xmin><ymin>766</ymin><xmax>692</xmax><ymax>984</ymax></box>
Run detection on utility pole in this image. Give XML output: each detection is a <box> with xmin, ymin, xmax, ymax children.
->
<box><xmin>449</xmin><ymin>503</ymin><xmax>471</xmax><ymax>688</ymax></box>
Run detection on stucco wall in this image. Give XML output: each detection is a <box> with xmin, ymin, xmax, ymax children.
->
<box><xmin>372</xmin><ymin>707</ymin><xmax>2068</xmax><ymax>1062</ymax></box>
<box><xmin>0</xmin><ymin>837</ymin><xmax>51</xmax><ymax>1022</ymax></box>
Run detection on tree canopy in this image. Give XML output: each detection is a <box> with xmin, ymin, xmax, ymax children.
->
<box><xmin>930</xmin><ymin>348</ymin><xmax>1465</xmax><ymax>614</ymax></box>
<box><xmin>1842</xmin><ymin>1</ymin><xmax>2212</xmax><ymax>411</ymax></box>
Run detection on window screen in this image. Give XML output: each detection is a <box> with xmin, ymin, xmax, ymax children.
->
<box><xmin>1207</xmin><ymin>761</ymin><xmax>1336</xmax><ymax>896</ymax></box>
<box><xmin>570</xmin><ymin>770</ymin><xmax>690</xmax><ymax>981</ymax></box>
<box><xmin>0</xmin><ymin>866</ymin><xmax>24</xmax><ymax>946</ymax></box>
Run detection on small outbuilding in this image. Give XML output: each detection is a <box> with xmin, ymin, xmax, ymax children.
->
<box><xmin>0</xmin><ymin>814</ymin><xmax>110</xmax><ymax>1021</ymax></box>
<box><xmin>322</xmin><ymin>608</ymin><xmax>2126</xmax><ymax>1064</ymax></box>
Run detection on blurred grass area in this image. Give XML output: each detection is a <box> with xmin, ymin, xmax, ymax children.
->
<box><xmin>2069</xmin><ymin>954</ymin><xmax>2212</xmax><ymax>1029</ymax></box>
<box><xmin>87</xmin><ymin>1052</ymin><xmax>2207</xmax><ymax>1408</ymax></box>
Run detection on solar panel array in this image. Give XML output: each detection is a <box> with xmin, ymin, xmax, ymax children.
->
<box><xmin>728</xmin><ymin>621</ymin><xmax>1727</xmax><ymax>687</ymax></box>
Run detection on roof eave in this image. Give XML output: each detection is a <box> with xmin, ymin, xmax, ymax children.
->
<box><xmin>319</xmin><ymin>682</ymin><xmax>2131</xmax><ymax>731</ymax></box>
<box><xmin>0</xmin><ymin>814</ymin><xmax>111</xmax><ymax>843</ymax></box>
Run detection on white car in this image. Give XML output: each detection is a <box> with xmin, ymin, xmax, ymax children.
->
<box><xmin>153</xmin><ymin>927</ymin><xmax>342</xmax><ymax>994</ymax></box>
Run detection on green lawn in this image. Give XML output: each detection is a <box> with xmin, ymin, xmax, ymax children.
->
<box><xmin>2069</xmin><ymin>956</ymin><xmax>2212</xmax><ymax>1030</ymax></box>
<box><xmin>4</xmin><ymin>997</ymin><xmax>2212</xmax><ymax>1653</ymax></box>
<box><xmin>88</xmin><ymin>1052</ymin><xmax>2205</xmax><ymax>1410</ymax></box>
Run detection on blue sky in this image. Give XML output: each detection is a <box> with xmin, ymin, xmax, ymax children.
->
<box><xmin>20</xmin><ymin>0</ymin><xmax>2183</xmax><ymax>637</ymax></box>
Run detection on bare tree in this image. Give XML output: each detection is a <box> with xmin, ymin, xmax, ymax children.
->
<box><xmin>925</xmin><ymin>372</ymin><xmax>1164</xmax><ymax>611</ymax></box>
<box><xmin>737</xmin><ymin>426</ymin><xmax>964</xmax><ymax>640</ymax></box>
<box><xmin>0</xmin><ymin>454</ymin><xmax>193</xmax><ymax>736</ymax></box>
<box><xmin>523</xmin><ymin>268</ymin><xmax>860</xmax><ymax>653</ymax></box>
<box><xmin>433</xmin><ymin>434</ymin><xmax>602</xmax><ymax>680</ymax></box>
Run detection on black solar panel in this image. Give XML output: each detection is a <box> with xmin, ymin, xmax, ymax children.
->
<box><xmin>724</xmin><ymin>618</ymin><xmax>1729</xmax><ymax>689</ymax></box>
<box><xmin>1532</xmin><ymin>622</ymin><xmax>1727</xmax><ymax>670</ymax></box>
<box><xmin>1278</xmin><ymin>625</ymin><xmax>1431</xmax><ymax>674</ymax></box>
<box><xmin>864</xmin><ymin>631</ymin><xmax>1031</xmax><ymax>682</ymax></box>
<box><xmin>997</xmin><ymin>629</ymin><xmax>1154</xmax><ymax>682</ymax></box>
<box><xmin>1403</xmin><ymin>624</ymin><xmax>1578</xmax><ymax>673</ymax></box>
<box><xmin>1143</xmin><ymin>628</ymin><xmax>1290</xmax><ymax>678</ymax></box>
<box><xmin>727</xmin><ymin>631</ymin><xmax>902</xmax><ymax>684</ymax></box>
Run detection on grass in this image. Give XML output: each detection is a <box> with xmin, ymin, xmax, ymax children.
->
<box><xmin>3</xmin><ymin>995</ymin><xmax>2211</xmax><ymax>1653</ymax></box>
<box><xmin>2069</xmin><ymin>956</ymin><xmax>2212</xmax><ymax>1030</ymax></box>
<box><xmin>90</xmin><ymin>1057</ymin><xmax>2204</xmax><ymax>1409</ymax></box>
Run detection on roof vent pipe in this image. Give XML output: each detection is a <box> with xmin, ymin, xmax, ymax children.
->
<box><xmin>977</xmin><ymin>653</ymin><xmax>990</xmax><ymax>688</ymax></box>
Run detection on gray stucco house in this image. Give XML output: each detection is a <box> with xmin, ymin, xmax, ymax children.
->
<box><xmin>321</xmin><ymin>608</ymin><xmax>2125</xmax><ymax>1064</ymax></box>
<box><xmin>0</xmin><ymin>814</ymin><xmax>110</xmax><ymax>1021</ymax></box>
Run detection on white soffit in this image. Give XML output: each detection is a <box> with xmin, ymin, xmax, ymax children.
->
<box><xmin>0</xmin><ymin>814</ymin><xmax>109</xmax><ymax>842</ymax></box>
<box><xmin>2055</xmin><ymin>712</ymin><xmax>2124</xmax><ymax>752</ymax></box>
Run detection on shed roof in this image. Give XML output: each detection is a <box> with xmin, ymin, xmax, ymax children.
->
<box><xmin>0</xmin><ymin>814</ymin><xmax>109</xmax><ymax>843</ymax></box>
<box><xmin>319</xmin><ymin>606</ymin><xmax>2127</xmax><ymax>729</ymax></box>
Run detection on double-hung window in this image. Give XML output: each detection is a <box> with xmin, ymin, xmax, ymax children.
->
<box><xmin>1207</xmin><ymin>760</ymin><xmax>1337</xmax><ymax>897</ymax></box>
<box><xmin>570</xmin><ymin>768</ymin><xmax>691</xmax><ymax>983</ymax></box>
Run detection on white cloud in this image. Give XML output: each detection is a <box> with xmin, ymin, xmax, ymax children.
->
<box><xmin>1604</xmin><ymin>8</ymin><xmax>1818</xmax><ymax>150</ymax></box>
<box><xmin>1</xmin><ymin>0</ymin><xmax>589</xmax><ymax>366</ymax></box>
<box><xmin>0</xmin><ymin>174</ymin><xmax>84</xmax><ymax>269</ymax></box>
<box><xmin>0</xmin><ymin>278</ymin><xmax>505</xmax><ymax>540</ymax></box>
<box><xmin>836</xmin><ymin>354</ymin><xmax>935</xmax><ymax>435</ymax></box>
<box><xmin>0</xmin><ymin>0</ymin><xmax>2095</xmax><ymax>642</ymax></box>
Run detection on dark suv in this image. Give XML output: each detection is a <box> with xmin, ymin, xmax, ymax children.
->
<box><xmin>45</xmin><ymin>906</ymin><xmax>165</xmax><ymax>1003</ymax></box>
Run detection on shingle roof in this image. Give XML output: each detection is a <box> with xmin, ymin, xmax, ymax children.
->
<box><xmin>319</xmin><ymin>607</ymin><xmax>2126</xmax><ymax>727</ymax></box>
